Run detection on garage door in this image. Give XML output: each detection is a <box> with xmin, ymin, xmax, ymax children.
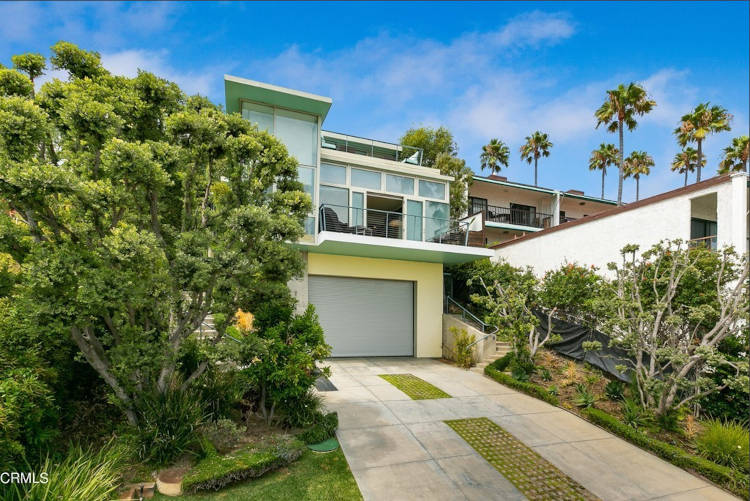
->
<box><xmin>308</xmin><ymin>276</ymin><xmax>414</xmax><ymax>357</ymax></box>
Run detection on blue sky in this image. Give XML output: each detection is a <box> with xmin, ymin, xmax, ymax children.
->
<box><xmin>2</xmin><ymin>1</ymin><xmax>748</xmax><ymax>201</ymax></box>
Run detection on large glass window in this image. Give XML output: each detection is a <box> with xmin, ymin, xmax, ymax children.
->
<box><xmin>352</xmin><ymin>192</ymin><xmax>364</xmax><ymax>227</ymax></box>
<box><xmin>386</xmin><ymin>174</ymin><xmax>414</xmax><ymax>195</ymax></box>
<box><xmin>425</xmin><ymin>201</ymin><xmax>449</xmax><ymax>241</ymax></box>
<box><xmin>351</xmin><ymin>168</ymin><xmax>381</xmax><ymax>190</ymax></box>
<box><xmin>406</xmin><ymin>200</ymin><xmax>423</xmax><ymax>241</ymax></box>
<box><xmin>320</xmin><ymin>163</ymin><xmax>346</xmax><ymax>185</ymax></box>
<box><xmin>304</xmin><ymin>216</ymin><xmax>315</xmax><ymax>235</ymax></box>
<box><xmin>241</xmin><ymin>102</ymin><xmax>273</xmax><ymax>132</ymax></box>
<box><xmin>275</xmin><ymin>109</ymin><xmax>317</xmax><ymax>167</ymax></box>
<box><xmin>419</xmin><ymin>180</ymin><xmax>446</xmax><ymax>200</ymax></box>
<box><xmin>319</xmin><ymin>185</ymin><xmax>349</xmax><ymax>225</ymax></box>
<box><xmin>298</xmin><ymin>166</ymin><xmax>315</xmax><ymax>203</ymax></box>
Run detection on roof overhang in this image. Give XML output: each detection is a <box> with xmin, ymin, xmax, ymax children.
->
<box><xmin>293</xmin><ymin>231</ymin><xmax>495</xmax><ymax>265</ymax></box>
<box><xmin>224</xmin><ymin>75</ymin><xmax>332</xmax><ymax>120</ymax></box>
<box><xmin>485</xmin><ymin>221</ymin><xmax>542</xmax><ymax>233</ymax></box>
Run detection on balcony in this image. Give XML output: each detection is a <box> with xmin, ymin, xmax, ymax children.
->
<box><xmin>475</xmin><ymin>203</ymin><xmax>554</xmax><ymax>229</ymax></box>
<box><xmin>318</xmin><ymin>204</ymin><xmax>482</xmax><ymax>246</ymax></box>
<box><xmin>689</xmin><ymin>235</ymin><xmax>717</xmax><ymax>250</ymax></box>
<box><xmin>321</xmin><ymin>131</ymin><xmax>423</xmax><ymax>166</ymax></box>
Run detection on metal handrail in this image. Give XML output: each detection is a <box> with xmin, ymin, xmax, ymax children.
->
<box><xmin>320</xmin><ymin>130</ymin><xmax>423</xmax><ymax>165</ymax></box>
<box><xmin>445</xmin><ymin>296</ymin><xmax>499</xmax><ymax>351</ymax></box>
<box><xmin>470</xmin><ymin>202</ymin><xmax>554</xmax><ymax>229</ymax></box>
<box><xmin>318</xmin><ymin>203</ymin><xmax>470</xmax><ymax>245</ymax></box>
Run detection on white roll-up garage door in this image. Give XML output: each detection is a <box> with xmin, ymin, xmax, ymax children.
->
<box><xmin>308</xmin><ymin>276</ymin><xmax>414</xmax><ymax>357</ymax></box>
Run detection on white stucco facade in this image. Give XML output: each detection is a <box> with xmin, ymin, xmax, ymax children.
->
<box><xmin>493</xmin><ymin>173</ymin><xmax>749</xmax><ymax>277</ymax></box>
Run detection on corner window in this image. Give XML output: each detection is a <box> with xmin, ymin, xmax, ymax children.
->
<box><xmin>274</xmin><ymin>109</ymin><xmax>317</xmax><ymax>167</ymax></box>
<box><xmin>298</xmin><ymin>166</ymin><xmax>315</xmax><ymax>203</ymax></box>
<box><xmin>418</xmin><ymin>180</ymin><xmax>446</xmax><ymax>200</ymax></box>
<box><xmin>386</xmin><ymin>174</ymin><xmax>414</xmax><ymax>195</ymax></box>
<box><xmin>319</xmin><ymin>185</ymin><xmax>349</xmax><ymax>224</ymax></box>
<box><xmin>241</xmin><ymin>102</ymin><xmax>274</xmax><ymax>132</ymax></box>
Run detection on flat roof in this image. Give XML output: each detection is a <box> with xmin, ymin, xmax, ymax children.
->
<box><xmin>473</xmin><ymin>175</ymin><xmax>618</xmax><ymax>205</ymax></box>
<box><xmin>224</xmin><ymin>75</ymin><xmax>332</xmax><ymax>120</ymax></box>
<box><xmin>491</xmin><ymin>174</ymin><xmax>734</xmax><ymax>249</ymax></box>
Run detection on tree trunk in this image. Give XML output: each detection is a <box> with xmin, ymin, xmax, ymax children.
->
<box><xmin>684</xmin><ymin>168</ymin><xmax>688</xmax><ymax>187</ymax></box>
<box><xmin>635</xmin><ymin>177</ymin><xmax>640</xmax><ymax>201</ymax></box>
<box><xmin>601</xmin><ymin>169</ymin><xmax>605</xmax><ymax>199</ymax></box>
<box><xmin>696</xmin><ymin>140</ymin><xmax>702</xmax><ymax>182</ymax></box>
<box><xmin>617</xmin><ymin>122</ymin><xmax>624</xmax><ymax>205</ymax></box>
<box><xmin>534</xmin><ymin>157</ymin><xmax>538</xmax><ymax>186</ymax></box>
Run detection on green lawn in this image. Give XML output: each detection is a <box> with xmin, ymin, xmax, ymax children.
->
<box><xmin>379</xmin><ymin>374</ymin><xmax>451</xmax><ymax>399</ymax></box>
<box><xmin>153</xmin><ymin>449</ymin><xmax>361</xmax><ymax>501</ymax></box>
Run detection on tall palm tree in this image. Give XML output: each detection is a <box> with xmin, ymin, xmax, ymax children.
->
<box><xmin>519</xmin><ymin>131</ymin><xmax>552</xmax><ymax>186</ymax></box>
<box><xmin>480</xmin><ymin>138</ymin><xmax>510</xmax><ymax>175</ymax></box>
<box><xmin>623</xmin><ymin>151</ymin><xmax>653</xmax><ymax>201</ymax></box>
<box><xmin>674</xmin><ymin>103</ymin><xmax>732</xmax><ymax>182</ymax></box>
<box><xmin>718</xmin><ymin>135</ymin><xmax>749</xmax><ymax>174</ymax></box>
<box><xmin>671</xmin><ymin>147</ymin><xmax>703</xmax><ymax>186</ymax></box>
<box><xmin>595</xmin><ymin>83</ymin><xmax>656</xmax><ymax>206</ymax></box>
<box><xmin>588</xmin><ymin>143</ymin><xmax>618</xmax><ymax>199</ymax></box>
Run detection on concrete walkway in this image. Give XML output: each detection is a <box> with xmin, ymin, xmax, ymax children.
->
<box><xmin>319</xmin><ymin>358</ymin><xmax>737</xmax><ymax>501</ymax></box>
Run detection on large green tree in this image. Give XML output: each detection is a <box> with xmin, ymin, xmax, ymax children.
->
<box><xmin>519</xmin><ymin>131</ymin><xmax>552</xmax><ymax>187</ymax></box>
<box><xmin>0</xmin><ymin>42</ymin><xmax>310</xmax><ymax>426</ymax></box>
<box><xmin>674</xmin><ymin>102</ymin><xmax>732</xmax><ymax>182</ymax></box>
<box><xmin>595</xmin><ymin>83</ymin><xmax>656</xmax><ymax>206</ymax></box>
<box><xmin>400</xmin><ymin>126</ymin><xmax>472</xmax><ymax>219</ymax></box>
<box><xmin>623</xmin><ymin>150</ymin><xmax>653</xmax><ymax>201</ymax></box>
<box><xmin>588</xmin><ymin>143</ymin><xmax>618</xmax><ymax>199</ymax></box>
<box><xmin>480</xmin><ymin>138</ymin><xmax>510</xmax><ymax>175</ymax></box>
<box><xmin>671</xmin><ymin>147</ymin><xmax>703</xmax><ymax>186</ymax></box>
<box><xmin>718</xmin><ymin>135</ymin><xmax>749</xmax><ymax>174</ymax></box>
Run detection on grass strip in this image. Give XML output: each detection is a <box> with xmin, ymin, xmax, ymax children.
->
<box><xmin>484</xmin><ymin>365</ymin><xmax>559</xmax><ymax>406</ymax></box>
<box><xmin>446</xmin><ymin>417</ymin><xmax>599</xmax><ymax>501</ymax></box>
<box><xmin>378</xmin><ymin>374</ymin><xmax>451</xmax><ymax>400</ymax></box>
<box><xmin>583</xmin><ymin>408</ymin><xmax>749</xmax><ymax>499</ymax></box>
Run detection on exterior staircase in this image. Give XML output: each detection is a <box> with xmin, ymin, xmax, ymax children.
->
<box><xmin>195</xmin><ymin>314</ymin><xmax>217</xmax><ymax>339</ymax></box>
<box><xmin>471</xmin><ymin>340</ymin><xmax>511</xmax><ymax>373</ymax></box>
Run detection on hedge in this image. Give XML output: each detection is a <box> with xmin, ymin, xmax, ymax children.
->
<box><xmin>297</xmin><ymin>412</ymin><xmax>338</xmax><ymax>445</ymax></box>
<box><xmin>488</xmin><ymin>352</ymin><xmax>514</xmax><ymax>372</ymax></box>
<box><xmin>583</xmin><ymin>408</ymin><xmax>749</xmax><ymax>498</ymax></box>
<box><xmin>484</xmin><ymin>365</ymin><xmax>559</xmax><ymax>406</ymax></box>
<box><xmin>182</xmin><ymin>439</ymin><xmax>304</xmax><ymax>493</ymax></box>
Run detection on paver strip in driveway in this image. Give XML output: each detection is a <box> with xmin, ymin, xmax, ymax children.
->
<box><xmin>446</xmin><ymin>417</ymin><xmax>599</xmax><ymax>501</ymax></box>
<box><xmin>379</xmin><ymin>373</ymin><xmax>451</xmax><ymax>399</ymax></box>
<box><xmin>320</xmin><ymin>358</ymin><xmax>739</xmax><ymax>501</ymax></box>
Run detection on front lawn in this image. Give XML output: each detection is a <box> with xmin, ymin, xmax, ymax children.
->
<box><xmin>153</xmin><ymin>448</ymin><xmax>361</xmax><ymax>501</ymax></box>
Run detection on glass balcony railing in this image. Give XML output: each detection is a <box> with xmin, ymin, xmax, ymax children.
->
<box><xmin>321</xmin><ymin>131</ymin><xmax>423</xmax><ymax>166</ymax></box>
<box><xmin>318</xmin><ymin>204</ymin><xmax>475</xmax><ymax>246</ymax></box>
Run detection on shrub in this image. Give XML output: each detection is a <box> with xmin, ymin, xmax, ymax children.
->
<box><xmin>280</xmin><ymin>390</ymin><xmax>323</xmax><ymax>429</ymax></box>
<box><xmin>574</xmin><ymin>384</ymin><xmax>596</xmax><ymax>408</ymax></box>
<box><xmin>195</xmin><ymin>368</ymin><xmax>248</xmax><ymax>422</ymax></box>
<box><xmin>583</xmin><ymin>408</ymin><xmax>749</xmax><ymax>498</ymax></box>
<box><xmin>604</xmin><ymin>381</ymin><xmax>625</xmax><ymax>401</ymax></box>
<box><xmin>655</xmin><ymin>408</ymin><xmax>681</xmax><ymax>432</ymax></box>
<box><xmin>182</xmin><ymin>438</ymin><xmax>304</xmax><ymax>493</ymax></box>
<box><xmin>485</xmin><ymin>366</ymin><xmax>558</xmax><ymax>406</ymax></box>
<box><xmin>298</xmin><ymin>412</ymin><xmax>338</xmax><ymax>445</ymax></box>
<box><xmin>694</xmin><ymin>419</ymin><xmax>750</xmax><ymax>471</ymax></box>
<box><xmin>1</xmin><ymin>441</ymin><xmax>127</xmax><ymax>501</ymax></box>
<box><xmin>488</xmin><ymin>352</ymin><xmax>513</xmax><ymax>372</ymax></box>
<box><xmin>509</xmin><ymin>352</ymin><xmax>535</xmax><ymax>381</ymax></box>
<box><xmin>621</xmin><ymin>399</ymin><xmax>650</xmax><ymax>430</ymax></box>
<box><xmin>200</xmin><ymin>419</ymin><xmax>246</xmax><ymax>454</ymax></box>
<box><xmin>547</xmin><ymin>385</ymin><xmax>558</xmax><ymax>396</ymax></box>
<box><xmin>539</xmin><ymin>367</ymin><xmax>552</xmax><ymax>382</ymax></box>
<box><xmin>452</xmin><ymin>327</ymin><xmax>475</xmax><ymax>369</ymax></box>
<box><xmin>130</xmin><ymin>382</ymin><xmax>208</xmax><ymax>466</ymax></box>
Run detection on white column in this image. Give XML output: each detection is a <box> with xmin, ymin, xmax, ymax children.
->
<box><xmin>553</xmin><ymin>192</ymin><xmax>561</xmax><ymax>226</ymax></box>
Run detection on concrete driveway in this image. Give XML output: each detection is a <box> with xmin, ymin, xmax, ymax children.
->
<box><xmin>319</xmin><ymin>358</ymin><xmax>737</xmax><ymax>501</ymax></box>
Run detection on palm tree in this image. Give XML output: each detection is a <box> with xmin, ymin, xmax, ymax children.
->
<box><xmin>674</xmin><ymin>103</ymin><xmax>732</xmax><ymax>182</ymax></box>
<box><xmin>480</xmin><ymin>138</ymin><xmax>510</xmax><ymax>175</ymax></box>
<box><xmin>595</xmin><ymin>83</ymin><xmax>656</xmax><ymax>206</ymax></box>
<box><xmin>718</xmin><ymin>135</ymin><xmax>749</xmax><ymax>174</ymax></box>
<box><xmin>588</xmin><ymin>143</ymin><xmax>618</xmax><ymax>199</ymax></box>
<box><xmin>519</xmin><ymin>131</ymin><xmax>552</xmax><ymax>186</ymax></box>
<box><xmin>671</xmin><ymin>147</ymin><xmax>703</xmax><ymax>186</ymax></box>
<box><xmin>623</xmin><ymin>151</ymin><xmax>653</xmax><ymax>201</ymax></box>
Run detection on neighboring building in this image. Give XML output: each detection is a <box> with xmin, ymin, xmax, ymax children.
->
<box><xmin>492</xmin><ymin>173</ymin><xmax>750</xmax><ymax>277</ymax></box>
<box><xmin>224</xmin><ymin>75</ymin><xmax>493</xmax><ymax>358</ymax></box>
<box><xmin>468</xmin><ymin>175</ymin><xmax>617</xmax><ymax>245</ymax></box>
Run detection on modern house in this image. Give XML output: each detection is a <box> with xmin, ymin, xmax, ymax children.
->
<box><xmin>224</xmin><ymin>75</ymin><xmax>494</xmax><ymax>358</ymax></box>
<box><xmin>469</xmin><ymin>175</ymin><xmax>617</xmax><ymax>246</ymax></box>
<box><xmin>492</xmin><ymin>172</ymin><xmax>750</xmax><ymax>277</ymax></box>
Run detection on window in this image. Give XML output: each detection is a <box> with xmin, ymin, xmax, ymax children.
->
<box><xmin>241</xmin><ymin>102</ymin><xmax>273</xmax><ymax>132</ymax></box>
<box><xmin>425</xmin><ymin>201</ymin><xmax>449</xmax><ymax>241</ymax></box>
<box><xmin>320</xmin><ymin>163</ymin><xmax>346</xmax><ymax>185</ymax></box>
<box><xmin>510</xmin><ymin>203</ymin><xmax>536</xmax><ymax>227</ymax></box>
<box><xmin>304</xmin><ymin>216</ymin><xmax>315</xmax><ymax>235</ymax></box>
<box><xmin>386</xmin><ymin>174</ymin><xmax>414</xmax><ymax>195</ymax></box>
<box><xmin>298</xmin><ymin>166</ymin><xmax>315</xmax><ymax>203</ymax></box>
<box><xmin>406</xmin><ymin>200</ymin><xmax>423</xmax><ymax>241</ymax></box>
<box><xmin>274</xmin><ymin>109</ymin><xmax>317</xmax><ymax>167</ymax></box>
<box><xmin>468</xmin><ymin>196</ymin><xmax>488</xmax><ymax>215</ymax></box>
<box><xmin>352</xmin><ymin>192</ymin><xmax>364</xmax><ymax>227</ymax></box>
<box><xmin>319</xmin><ymin>185</ymin><xmax>349</xmax><ymax>224</ymax></box>
<box><xmin>418</xmin><ymin>180</ymin><xmax>445</xmax><ymax>200</ymax></box>
<box><xmin>351</xmin><ymin>168</ymin><xmax>381</xmax><ymax>190</ymax></box>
